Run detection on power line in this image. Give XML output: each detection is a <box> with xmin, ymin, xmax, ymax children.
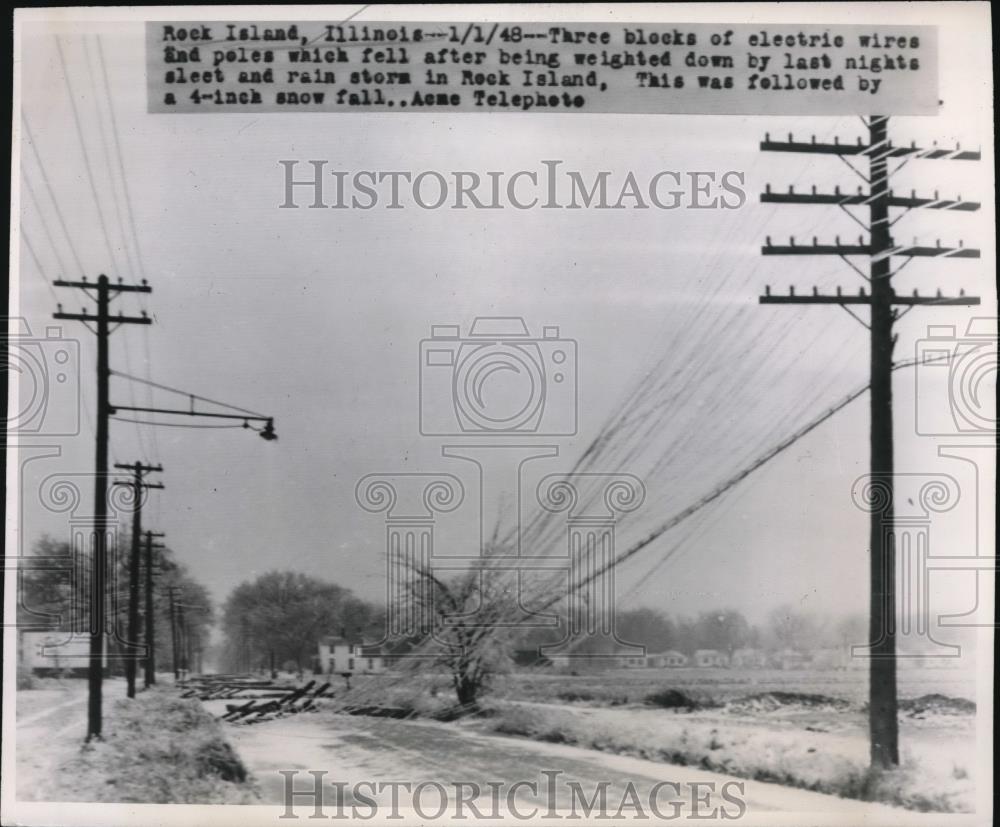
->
<box><xmin>20</xmin><ymin>113</ymin><xmax>87</xmax><ymax>275</ymax></box>
<box><xmin>95</xmin><ymin>34</ymin><xmax>162</xmax><ymax>466</ymax></box>
<box><xmin>110</xmin><ymin>369</ymin><xmax>269</xmax><ymax>417</ymax></box>
<box><xmin>19</xmin><ymin>228</ymin><xmax>60</xmax><ymax>304</ymax></box>
<box><xmin>110</xmin><ymin>416</ymin><xmax>247</xmax><ymax>430</ymax></box>
<box><xmin>21</xmin><ymin>172</ymin><xmax>70</xmax><ymax>278</ymax></box>
<box><xmin>54</xmin><ymin>36</ymin><xmax>122</xmax><ymax>281</ymax></box>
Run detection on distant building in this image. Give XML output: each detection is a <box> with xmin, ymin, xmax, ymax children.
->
<box><xmin>774</xmin><ymin>648</ymin><xmax>809</xmax><ymax>670</ymax></box>
<box><xmin>19</xmin><ymin>631</ymin><xmax>108</xmax><ymax>676</ymax></box>
<box><xmin>317</xmin><ymin>636</ymin><xmax>385</xmax><ymax>674</ymax></box>
<box><xmin>694</xmin><ymin>649</ymin><xmax>729</xmax><ymax>668</ymax></box>
<box><xmin>646</xmin><ymin>650</ymin><xmax>688</xmax><ymax>668</ymax></box>
<box><xmin>730</xmin><ymin>647</ymin><xmax>767</xmax><ymax>668</ymax></box>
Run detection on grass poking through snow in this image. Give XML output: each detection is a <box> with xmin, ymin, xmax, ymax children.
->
<box><xmin>55</xmin><ymin>686</ymin><xmax>257</xmax><ymax>803</ymax></box>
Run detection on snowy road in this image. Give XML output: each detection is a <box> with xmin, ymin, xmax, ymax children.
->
<box><xmin>220</xmin><ymin>708</ymin><xmax>911</xmax><ymax>822</ymax></box>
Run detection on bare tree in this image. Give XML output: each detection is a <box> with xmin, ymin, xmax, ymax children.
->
<box><xmin>401</xmin><ymin>555</ymin><xmax>517</xmax><ymax>709</ymax></box>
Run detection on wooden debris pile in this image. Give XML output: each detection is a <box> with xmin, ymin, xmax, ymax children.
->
<box><xmin>179</xmin><ymin>675</ymin><xmax>334</xmax><ymax>723</ymax></box>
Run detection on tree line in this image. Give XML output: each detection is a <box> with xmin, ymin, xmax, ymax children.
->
<box><xmin>18</xmin><ymin>534</ymin><xmax>212</xmax><ymax>676</ymax></box>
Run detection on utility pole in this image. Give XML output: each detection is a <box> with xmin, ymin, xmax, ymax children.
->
<box><xmin>143</xmin><ymin>530</ymin><xmax>166</xmax><ymax>687</ymax></box>
<box><xmin>54</xmin><ymin>274</ymin><xmax>151</xmax><ymax>740</ymax></box>
<box><xmin>112</xmin><ymin>462</ymin><xmax>163</xmax><ymax>698</ymax></box>
<box><xmin>177</xmin><ymin>600</ymin><xmax>188</xmax><ymax>679</ymax></box>
<box><xmin>168</xmin><ymin>586</ymin><xmax>180</xmax><ymax>681</ymax></box>
<box><xmin>759</xmin><ymin>117</ymin><xmax>981</xmax><ymax>767</ymax></box>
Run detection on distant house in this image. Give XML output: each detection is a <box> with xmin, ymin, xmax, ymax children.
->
<box><xmin>694</xmin><ymin>649</ymin><xmax>729</xmax><ymax>668</ymax></box>
<box><xmin>317</xmin><ymin>636</ymin><xmax>385</xmax><ymax>674</ymax></box>
<box><xmin>774</xmin><ymin>648</ymin><xmax>809</xmax><ymax>670</ymax></box>
<box><xmin>730</xmin><ymin>647</ymin><xmax>767</xmax><ymax>668</ymax></box>
<box><xmin>646</xmin><ymin>650</ymin><xmax>688</xmax><ymax>668</ymax></box>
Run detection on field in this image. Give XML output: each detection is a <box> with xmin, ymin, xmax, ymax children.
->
<box><xmin>331</xmin><ymin>664</ymin><xmax>978</xmax><ymax>812</ymax></box>
<box><xmin>491</xmin><ymin>664</ymin><xmax>978</xmax><ymax>706</ymax></box>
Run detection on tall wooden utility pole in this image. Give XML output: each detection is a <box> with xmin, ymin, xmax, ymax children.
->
<box><xmin>54</xmin><ymin>274</ymin><xmax>151</xmax><ymax>740</ymax></box>
<box><xmin>113</xmin><ymin>462</ymin><xmax>162</xmax><ymax>698</ymax></box>
<box><xmin>168</xmin><ymin>585</ymin><xmax>180</xmax><ymax>680</ymax></box>
<box><xmin>758</xmin><ymin>117</ymin><xmax>981</xmax><ymax>767</ymax></box>
<box><xmin>143</xmin><ymin>530</ymin><xmax>166</xmax><ymax>687</ymax></box>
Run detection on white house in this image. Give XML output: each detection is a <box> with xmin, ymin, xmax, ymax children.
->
<box><xmin>694</xmin><ymin>648</ymin><xmax>729</xmax><ymax>668</ymax></box>
<box><xmin>317</xmin><ymin>636</ymin><xmax>385</xmax><ymax>675</ymax></box>
<box><xmin>730</xmin><ymin>647</ymin><xmax>767</xmax><ymax>668</ymax></box>
<box><xmin>646</xmin><ymin>650</ymin><xmax>688</xmax><ymax>668</ymax></box>
<box><xmin>774</xmin><ymin>648</ymin><xmax>809</xmax><ymax>670</ymax></box>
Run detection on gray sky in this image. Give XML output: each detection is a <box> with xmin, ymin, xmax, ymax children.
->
<box><xmin>12</xmin><ymin>5</ymin><xmax>995</xmax><ymax>633</ymax></box>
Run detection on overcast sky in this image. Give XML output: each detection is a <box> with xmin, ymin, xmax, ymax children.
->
<box><xmin>11</xmin><ymin>4</ymin><xmax>995</xmax><ymax>639</ymax></box>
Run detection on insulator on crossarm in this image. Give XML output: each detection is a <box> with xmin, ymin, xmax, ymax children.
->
<box><xmin>118</xmin><ymin>277</ymin><xmax>123</xmax><ymax>284</ymax></box>
<box><xmin>857</xmin><ymin>186</ymin><xmax>863</xmax><ymax>194</ymax></box>
<box><xmin>860</xmin><ymin>287</ymin><xmax>867</xmax><ymax>297</ymax></box>
<box><xmin>788</xmin><ymin>132</ymin><xmax>793</xmax><ymax>142</ymax></box>
<box><xmin>811</xmin><ymin>185</ymin><xmax>817</xmax><ymax>194</ymax></box>
<box><xmin>936</xmin><ymin>288</ymin><xmax>942</xmax><ymax>297</ymax></box>
<box><xmin>911</xmin><ymin>140</ymin><xmax>916</xmax><ymax>148</ymax></box>
<box><xmin>936</xmin><ymin>239</ymin><xmax>941</xmax><ymax>247</ymax></box>
<box><xmin>910</xmin><ymin>189</ymin><xmax>916</xmax><ymax>198</ymax></box>
<box><xmin>959</xmin><ymin>240</ymin><xmax>964</xmax><ymax>248</ymax></box>
<box><xmin>57</xmin><ymin>303</ymin><xmax>63</xmax><ymax>312</ymax></box>
<box><xmin>765</xmin><ymin>132</ymin><xmax>770</xmax><ymax>141</ymax></box>
<box><xmin>834</xmin><ymin>136</ymin><xmax>840</xmax><ymax>145</ymax></box>
<box><xmin>789</xmin><ymin>185</ymin><xmax>794</xmax><ymax>194</ymax></box>
<box><xmin>790</xmin><ymin>236</ymin><xmax>796</xmax><ymax>246</ymax></box>
<box><xmin>812</xmin><ymin>286</ymin><xmax>819</xmax><ymax>296</ymax></box>
<box><xmin>789</xmin><ymin>286</ymin><xmax>796</xmax><ymax>296</ymax></box>
<box><xmin>957</xmin><ymin>142</ymin><xmax>961</xmax><ymax>150</ymax></box>
<box><xmin>765</xmin><ymin>285</ymin><xmax>771</xmax><ymax>296</ymax></box>
<box><xmin>766</xmin><ymin>235</ymin><xmax>772</xmax><ymax>247</ymax></box>
<box><xmin>811</xmin><ymin>135</ymin><xmax>816</xmax><ymax>143</ymax></box>
<box><xmin>934</xmin><ymin>190</ymin><xmax>939</xmax><ymax>199</ymax></box>
<box><xmin>835</xmin><ymin>235</ymin><xmax>841</xmax><ymax>244</ymax></box>
<box><xmin>834</xmin><ymin>185</ymin><xmax>841</xmax><ymax>195</ymax></box>
<box><xmin>836</xmin><ymin>286</ymin><xmax>842</xmax><ymax>296</ymax></box>
<box><xmin>858</xmin><ymin>236</ymin><xmax>864</xmax><ymax>246</ymax></box>
<box><xmin>765</xmin><ymin>183</ymin><xmax>771</xmax><ymax>193</ymax></box>
<box><xmin>812</xmin><ymin>237</ymin><xmax>818</xmax><ymax>246</ymax></box>
<box><xmin>960</xmin><ymin>288</ymin><xmax>966</xmax><ymax>296</ymax></box>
